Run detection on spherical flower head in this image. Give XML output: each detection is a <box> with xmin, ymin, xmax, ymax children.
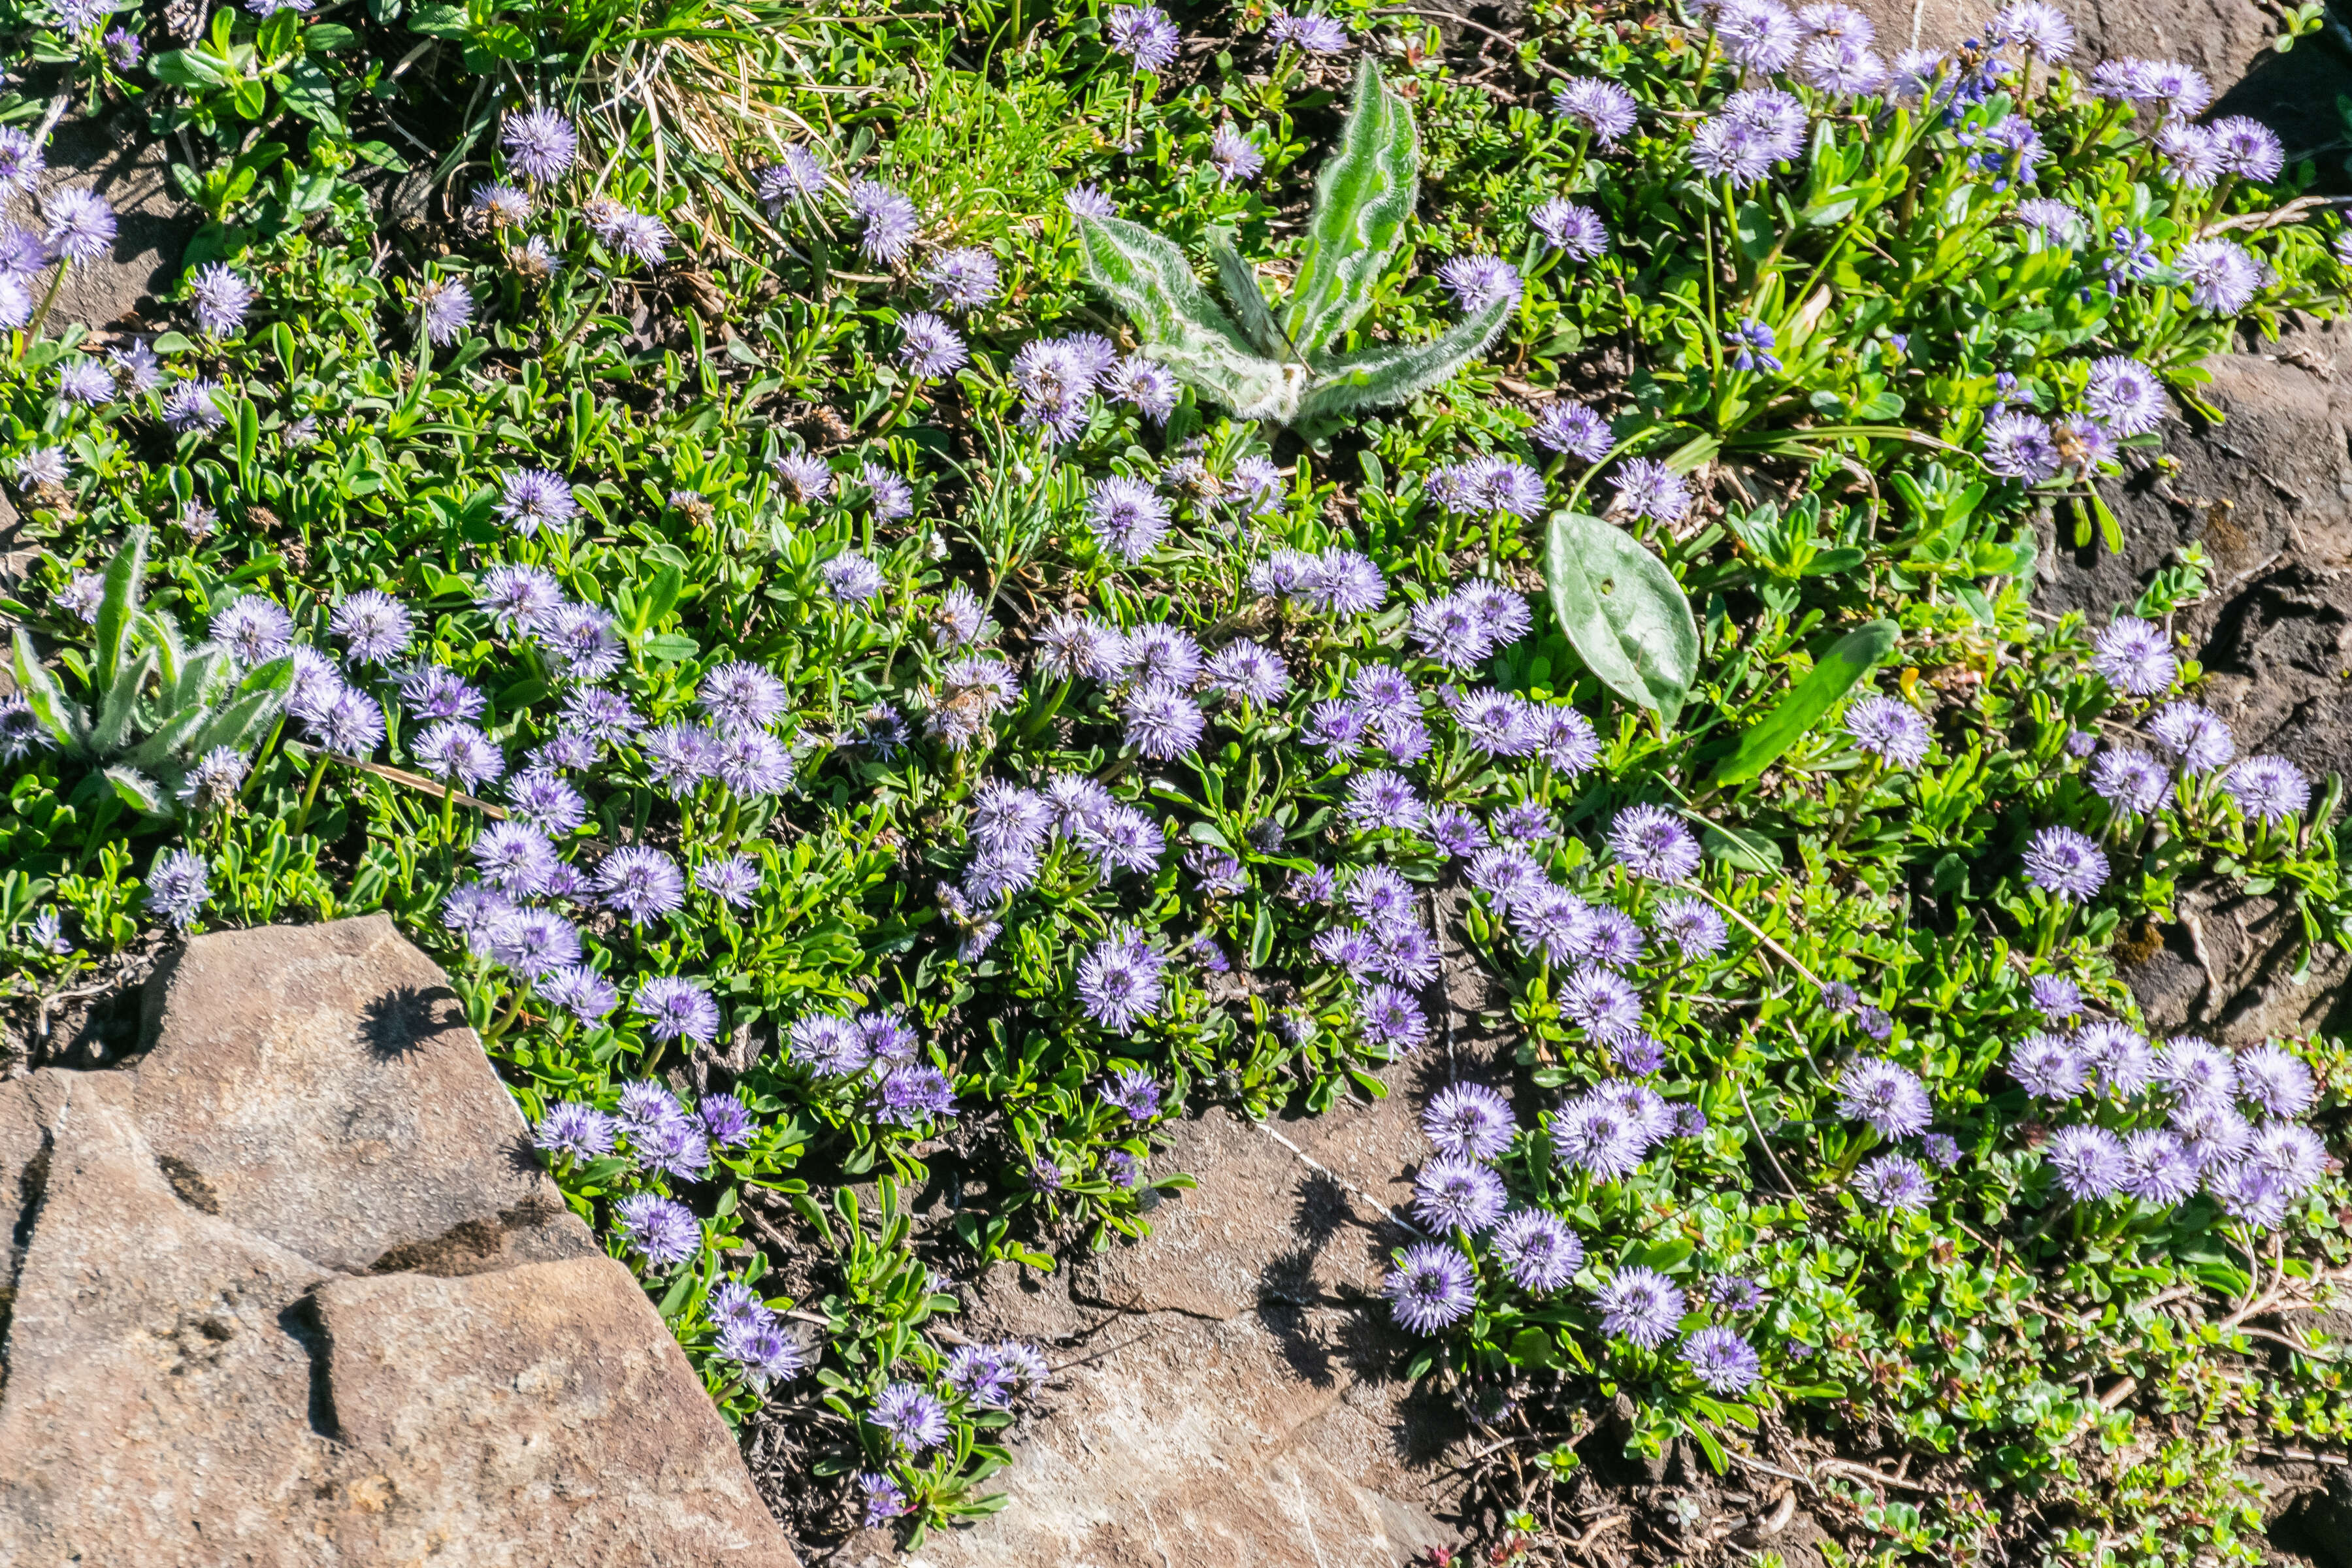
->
<box><xmin>1009</xmin><ymin>337</ymin><xmax>1099</xmax><ymax>442</ymax></box>
<box><xmin>330</xmin><ymin>589</ymin><xmax>414</xmax><ymax>665</ymax></box>
<box><xmin>416</xmin><ymin>275</ymin><xmax>476</xmax><ymax>346</ymax></box>
<box><xmin>632</xmin><ymin>974</ymin><xmax>719</xmax><ymax>1045</ymax></box>
<box><xmin>1106</xmin><ymin>3</ymin><xmax>1181</xmax><ymax>70</ymax></box>
<box><xmin>1845</xmin><ymin>694</ymin><xmax>1930</xmax><ymax>767</ymax></box>
<box><xmin>1490</xmin><ymin>1209</ymin><xmax>1583</xmax><ymax>1293</ymax></box>
<box><xmin>1107</xmin><ymin>354</ymin><xmax>1179</xmax><ymax>423</ymax></box>
<box><xmin>1358</xmin><ymin>983</ymin><xmax>1431</xmax><ymax>1052</ymax></box>
<box><xmin>711</xmin><ymin>727</ymin><xmax>792</xmax><ymax>798</ymax></box>
<box><xmin>691</xmin><ymin>662</ymin><xmax>786</xmax><ymax>738</ymax></box>
<box><xmin>1414</xmin><ymin>1156</ymin><xmax>1509</xmax><ymax>1234</ymax></box>
<box><xmin>820</xmin><ymin>550</ymin><xmax>887</xmax><ymax>604</ymax></box>
<box><xmin>1121</xmin><ymin>681</ymin><xmax>1205</xmax><ymax>760</ymax></box>
<box><xmin>2251</xmin><ymin>1121</ymin><xmax>2328</xmax><ymax>1195</ymax></box>
<box><xmin>868</xmin><ymin>1381</ymin><xmax>949</xmax><ymax>1450</ymax></box>
<box><xmin>469</xmin><ymin>181</ymin><xmax>532</xmax><ymax>229</ymax></box>
<box><xmin>1837</xmin><ymin>1056</ymin><xmax>1933</xmax><ymax>1137</ymax></box>
<box><xmin>1797</xmin><ymin>2</ymin><xmax>1874</xmax><ymax>40</ymax></box>
<box><xmin>850</xmin><ymin>182</ymin><xmax>920</xmax><ymax>265</ymax></box>
<box><xmin>208</xmin><ymin>594</ymin><xmax>295</xmax><ymax>669</ymax></box>
<box><xmin>1209</xmin><ymin>123</ymin><xmax>1265</xmax><ymax>185</ymax></box>
<box><xmin>535</xmin><ymin>1100</ymin><xmax>617</xmax><ymax>1160</ymax></box>
<box><xmin>161</xmin><ymin>378</ymin><xmax>228</xmax><ymax>434</ymax></box>
<box><xmin>2209</xmin><ymin>115</ymin><xmax>2283</xmax><ymax>181</ymax></box>
<box><xmin>187</xmin><ymin>263</ymin><xmax>253</xmax><ymax>338</ymax></box>
<box><xmin>896</xmin><ymin>310</ymin><xmax>968</xmax><ymax>381</ymax></box>
<box><xmin>501</xmin><ymin>108</ymin><xmax>578</xmax><ymax>184</ymax></box>
<box><xmin>1607</xmin><ymin>803</ymin><xmax>1700</xmax><ymax>883</ymax></box>
<box><xmin>2010</xmin><ymin>1031</ymin><xmax>2085</xmax><ymax>1100</ymax></box>
<box><xmin>0</xmin><ymin>128</ymin><xmax>44</xmax><ymax>197</ymax></box>
<box><xmin>176</xmin><ymin>745</ymin><xmax>251</xmax><ymax>815</ymax></box>
<box><xmin>921</xmin><ymin>246</ymin><xmax>1000</xmax><ymax>311</ymax></box>
<box><xmin>2236</xmin><ymin>1041</ymin><xmax>2315</xmax><ymax>1119</ymax></box>
<box><xmin>1551</xmin><ymin>1089</ymin><xmax>1648</xmax><ymax>1179</ymax></box>
<box><xmin>1852</xmin><ymin>1152</ymin><xmax>1931</xmax><ymax>1210</ymax></box>
<box><xmin>1557</xmin><ymin>963</ymin><xmax>1642</xmax><ymax>1043</ymax></box>
<box><xmin>1204</xmin><ymin>639</ymin><xmax>1290</xmax><ymax>705</ymax></box>
<box><xmin>1269</xmin><ymin>9</ymin><xmax>1350</xmax><ymax>51</ymax></box>
<box><xmin>1996</xmin><ymin>0</ymin><xmax>2074</xmax><ymax>57</ymax></box>
<box><xmin>1491</xmin><ymin>800</ymin><xmax>1553</xmax><ymax>845</ymax></box>
<box><xmin>2084</xmin><ymin>356</ymin><xmax>2166</xmax><ymax>438</ymax></box>
<box><xmin>1655</xmin><ymin>896</ymin><xmax>1728</xmax><ymax>960</ymax></box>
<box><xmin>2047</xmin><ymin>1124</ymin><xmax>2128</xmax><ymax>1201</ymax></box>
<box><xmin>1435</xmin><ymin>255</ymin><xmax>1520</xmax><ymax>310</ymax></box>
<box><xmin>54</xmin><ymin>357</ymin><xmax>114</xmax><ymax>408</ymax></box>
<box><xmin>477</xmin><ymin>563</ymin><xmax>566</xmax><ymax>636</ymax></box>
<box><xmin>1529</xmin><ymin>400</ymin><xmax>1611</xmax><ymax>463</ymax></box>
<box><xmin>1077</xmin><ymin>926</ymin><xmax>1164</xmax><ymax>1034</ymax></box>
<box><xmin>1064</xmin><ymin>184</ymin><xmax>1115</xmax><ymax>220</ymax></box>
<box><xmin>2223</xmin><ymin>754</ymin><xmax>2310</xmax><ymax>823</ymax></box>
<box><xmin>2021</xmin><ymin>825</ymin><xmax>2107</xmax><ymax>904</ymax></box>
<box><xmin>1798</xmin><ymin>35</ymin><xmax>1887</xmax><ymax>95</ymax></box>
<box><xmin>472</xmin><ymin>820</ymin><xmax>561</xmax><ymax>894</ymax></box>
<box><xmin>1607</xmin><ymin>457</ymin><xmax>1691</xmax><ymax>525</ymax></box>
<box><xmin>614</xmin><ymin>1194</ymin><xmax>699</xmax><ymax>1269</ymax></box>
<box><xmin>1422</xmin><ymin>1083</ymin><xmax>1516</xmax><ymax>1160</ymax></box>
<box><xmin>539</xmin><ymin>965</ymin><xmax>619</xmax><ymax>1024</ymax></box>
<box><xmin>2159</xmin><ymin>1034</ymin><xmax>2235</xmax><ymax>1109</ymax></box>
<box><xmin>398</xmin><ymin>665</ymin><xmax>485</xmax><ymax>725</ymax></box>
<box><xmin>1301</xmin><ymin>547</ymin><xmax>1387</xmax><ymax>615</ymax></box>
<box><xmin>1086</xmin><ymin>474</ymin><xmax>1171</xmax><ymax>564</ymax></box>
<box><xmin>2091</xmin><ymin>748</ymin><xmax>2170</xmax><ymax>814</ymax></box>
<box><xmin>2146</xmin><ymin>700</ymin><xmax>2234</xmax><ymax>773</ymax></box>
<box><xmin>1384</xmin><ymin>1242</ymin><xmax>1477</xmax><ymax>1335</ymax></box>
<box><xmin>1981</xmin><ymin>411</ymin><xmax>2058</xmax><ymax>482</ymax></box>
<box><xmin>2089</xmin><ymin>615</ymin><xmax>2176</xmax><ymax>696</ymax></box>
<box><xmin>2174</xmin><ymin>237</ymin><xmax>2266</xmax><ymax>315</ymax></box>
<box><xmin>1101</xmin><ymin>1066</ymin><xmax>1162</xmax><ymax>1122</ymax></box>
<box><xmin>1530</xmin><ymin>199</ymin><xmax>1609</xmax><ymax>259</ymax></box>
<box><xmin>2116</xmin><ymin>1128</ymin><xmax>2198</xmax><ymax>1206</ymax></box>
<box><xmin>145</xmin><ymin>847</ymin><xmax>212</xmax><ymax>930</ymax></box>
<box><xmin>1680</xmin><ymin>1326</ymin><xmax>1762</xmax><ymax>1394</ymax></box>
<box><xmin>1342</xmin><ymin>768</ymin><xmax>1425</xmax><ymax>835</ymax></box>
<box><xmin>1593</xmin><ymin>1266</ymin><xmax>1685</xmax><ymax>1348</ymax></box>
<box><xmin>42</xmin><ymin>188</ymin><xmax>116</xmax><ymax>264</ymax></box>
<box><xmin>2074</xmin><ymin>1019</ymin><xmax>2155</xmax><ymax>1096</ymax></box>
<box><xmin>1552</xmin><ymin>77</ymin><xmax>1638</xmax><ymax>144</ymax></box>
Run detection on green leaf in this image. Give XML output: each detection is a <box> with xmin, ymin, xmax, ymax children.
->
<box><xmin>91</xmin><ymin>646</ymin><xmax>157</xmax><ymax>757</ymax></box>
<box><xmin>1542</xmin><ymin>511</ymin><xmax>1699</xmax><ymax>723</ymax></box>
<box><xmin>1698</xmin><ymin>817</ymin><xmax>1784</xmax><ymax>871</ymax></box>
<box><xmin>1077</xmin><ymin>215</ymin><xmax>1294</xmax><ymax>420</ymax></box>
<box><xmin>280</xmin><ymin>57</ymin><xmax>343</xmax><ymax>130</ymax></box>
<box><xmin>1286</xmin><ymin>57</ymin><xmax>1419</xmax><ymax>357</ymax></box>
<box><xmin>94</xmin><ymin>525</ymin><xmax>149</xmax><ymax>691</ymax></box>
<box><xmin>1210</xmin><ymin>235</ymin><xmax>1292</xmax><ymax>362</ymax></box>
<box><xmin>407</xmin><ymin>2</ymin><xmax>468</xmax><ymax>36</ymax></box>
<box><xmin>106</xmin><ymin>766</ymin><xmax>165</xmax><ymax>815</ymax></box>
<box><xmin>1707</xmin><ymin>619</ymin><xmax>1900</xmax><ymax>789</ymax></box>
<box><xmin>1294</xmin><ymin>286</ymin><xmax>1516</xmax><ymax>433</ymax></box>
<box><xmin>11</xmin><ymin>629</ymin><xmax>90</xmax><ymax>754</ymax></box>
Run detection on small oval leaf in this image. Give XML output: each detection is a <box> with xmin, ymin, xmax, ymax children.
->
<box><xmin>1543</xmin><ymin>510</ymin><xmax>1699</xmax><ymax>723</ymax></box>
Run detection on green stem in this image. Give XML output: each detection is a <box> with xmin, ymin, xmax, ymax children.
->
<box><xmin>24</xmin><ymin>260</ymin><xmax>69</xmax><ymax>341</ymax></box>
<box><xmin>291</xmin><ymin>753</ymin><xmax>331</xmax><ymax>839</ymax></box>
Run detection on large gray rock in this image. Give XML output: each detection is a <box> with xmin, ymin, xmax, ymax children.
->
<box><xmin>36</xmin><ymin>111</ymin><xmax>193</xmax><ymax>333</ymax></box>
<box><xmin>132</xmin><ymin>913</ymin><xmax>592</xmax><ymax>1275</ymax></box>
<box><xmin>0</xmin><ymin>916</ymin><xmax>800</xmax><ymax>1567</ymax></box>
<box><xmin>906</xmin><ymin>1070</ymin><xmax>1468</xmax><ymax>1568</ymax></box>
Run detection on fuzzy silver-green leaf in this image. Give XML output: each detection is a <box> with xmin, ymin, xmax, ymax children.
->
<box><xmin>1285</xmin><ymin>57</ymin><xmax>1418</xmax><ymax>359</ymax></box>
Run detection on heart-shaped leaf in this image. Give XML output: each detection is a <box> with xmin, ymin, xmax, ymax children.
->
<box><xmin>1543</xmin><ymin>510</ymin><xmax>1699</xmax><ymax>724</ymax></box>
<box><xmin>1708</xmin><ymin>618</ymin><xmax>1900</xmax><ymax>789</ymax></box>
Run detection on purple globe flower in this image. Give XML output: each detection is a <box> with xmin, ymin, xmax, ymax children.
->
<box><xmin>2174</xmin><ymin>238</ymin><xmax>2265</xmax><ymax>315</ymax></box>
<box><xmin>634</xmin><ymin>974</ymin><xmax>719</xmax><ymax>1044</ymax></box>
<box><xmin>330</xmin><ymin>590</ymin><xmax>413</xmax><ymax>664</ymax></box>
<box><xmin>2021</xmin><ymin>826</ymin><xmax>2108</xmax><ymax>903</ymax></box>
<box><xmin>846</xmin><ymin>182</ymin><xmax>921</xmax><ymax>267</ymax></box>
<box><xmin>1077</xmin><ymin>926</ymin><xmax>1164</xmax><ymax>1034</ymax></box>
<box><xmin>1552</xmin><ymin>77</ymin><xmax>1638</xmax><ymax>143</ymax></box>
<box><xmin>2091</xmin><ymin>748</ymin><xmax>2170</xmax><ymax>813</ymax></box>
<box><xmin>2085</xmin><ymin>356</ymin><xmax>2166</xmax><ymax>437</ymax></box>
<box><xmin>598</xmin><ymin>845</ymin><xmax>687</xmax><ymax>924</ymax></box>
<box><xmin>1681</xmin><ymin>1326</ymin><xmax>1762</xmax><ymax>1394</ymax></box>
<box><xmin>540</xmin><ymin>966</ymin><xmax>619</xmax><ymax>1024</ymax></box>
<box><xmin>501</xmin><ymin>108</ymin><xmax>578</xmax><ymax>184</ymax></box>
<box><xmin>1204</xmin><ymin>639</ymin><xmax>1290</xmax><ymax>704</ymax></box>
<box><xmin>2047</xmin><ymin>1124</ymin><xmax>2129</xmax><ymax>1201</ymax></box>
<box><xmin>2147</xmin><ymin>700</ymin><xmax>2234</xmax><ymax>773</ymax></box>
<box><xmin>1414</xmin><ymin>1156</ymin><xmax>1509</xmax><ymax>1234</ymax></box>
<box><xmin>1529</xmin><ymin>400</ymin><xmax>1611</xmax><ymax>463</ymax></box>
<box><xmin>1593</xmin><ymin>1266</ymin><xmax>1685</xmax><ymax>1348</ymax></box>
<box><xmin>534</xmin><ymin>1100</ymin><xmax>617</xmax><ymax>1159</ymax></box>
<box><xmin>42</xmin><ymin>188</ymin><xmax>116</xmax><ymax>263</ymax></box>
<box><xmin>1531</xmin><ymin>199</ymin><xmax>1609</xmax><ymax>259</ymax></box>
<box><xmin>145</xmin><ymin>848</ymin><xmax>212</xmax><ymax>930</ymax></box>
<box><xmin>416</xmin><ymin>277</ymin><xmax>476</xmax><ymax>346</ymax></box>
<box><xmin>1655</xmin><ymin>896</ymin><xmax>1728</xmax><ymax>959</ymax></box>
<box><xmin>1607</xmin><ymin>804</ymin><xmax>1701</xmax><ymax>883</ymax></box>
<box><xmin>694</xmin><ymin>853</ymin><xmax>762</xmax><ymax>908</ymax></box>
<box><xmin>1105</xmin><ymin>3</ymin><xmax>1181</xmax><ymax>70</ymax></box>
<box><xmin>1846</xmin><ymin>694</ymin><xmax>1930</xmax><ymax>767</ymax></box>
<box><xmin>1607</xmin><ymin>457</ymin><xmax>1691</xmax><ymax>525</ymax></box>
<box><xmin>615</xmin><ymin>1194</ymin><xmax>700</xmax><ymax>1267</ymax></box>
<box><xmin>870</xmin><ymin>1382</ymin><xmax>951</xmax><ymax>1450</ymax></box>
<box><xmin>1552</xmin><ymin>1090</ymin><xmax>1650</xmax><ymax>1180</ymax></box>
<box><xmin>1268</xmin><ymin>9</ymin><xmax>1349</xmax><ymax>50</ymax></box>
<box><xmin>1086</xmin><ymin>474</ymin><xmax>1171</xmax><ymax>563</ymax></box>
<box><xmin>1435</xmin><ymin>255</ymin><xmax>1520</xmax><ymax>309</ymax></box>
<box><xmin>187</xmin><ymin>263</ymin><xmax>252</xmax><ymax>337</ymax></box>
<box><xmin>1422</xmin><ymin>1083</ymin><xmax>1516</xmax><ymax>1160</ymax></box>
<box><xmin>1358</xmin><ymin>983</ymin><xmax>1431</xmax><ymax>1052</ymax></box>
<box><xmin>2078</xmin><ymin>1020</ymin><xmax>2157</xmax><ymax>1096</ymax></box>
<box><xmin>1209</xmin><ymin>124</ymin><xmax>1265</xmax><ymax>185</ymax></box>
<box><xmin>921</xmin><ymin>246</ymin><xmax>1000</xmax><ymax>310</ymax></box>
<box><xmin>2223</xmin><ymin>755</ymin><xmax>2310</xmax><ymax>822</ymax></box>
<box><xmin>1561</xmin><ymin>967</ymin><xmax>1644</xmax><ymax>1044</ymax></box>
<box><xmin>896</xmin><ymin>310</ymin><xmax>968</xmax><ymax>381</ymax></box>
<box><xmin>412</xmin><ymin>721</ymin><xmax>506</xmax><ymax>792</ymax></box>
<box><xmin>1852</xmin><ymin>1153</ymin><xmax>1931</xmax><ymax>1211</ymax></box>
<box><xmin>2236</xmin><ymin>1042</ymin><xmax>2315</xmax><ymax>1119</ymax></box>
<box><xmin>1837</xmin><ymin>1056</ymin><xmax>1933</xmax><ymax>1137</ymax></box>
<box><xmin>2089</xmin><ymin>617</ymin><xmax>2176</xmax><ymax>696</ymax></box>
<box><xmin>1385</xmin><ymin>1243</ymin><xmax>1477</xmax><ymax>1334</ymax></box>
<box><xmin>1491</xmin><ymin>1209</ymin><xmax>1584</xmax><ymax>1292</ymax></box>
<box><xmin>2119</xmin><ymin>1129</ymin><xmax>2199</xmax><ymax>1206</ymax></box>
<box><xmin>2010</xmin><ymin>1031</ymin><xmax>2086</xmax><ymax>1100</ymax></box>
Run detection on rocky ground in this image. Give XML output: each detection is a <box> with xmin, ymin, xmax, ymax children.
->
<box><xmin>0</xmin><ymin>917</ymin><xmax>798</xmax><ymax>1566</ymax></box>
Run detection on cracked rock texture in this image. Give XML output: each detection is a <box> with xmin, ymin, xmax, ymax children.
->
<box><xmin>890</xmin><ymin>1062</ymin><xmax>1473</xmax><ymax>1568</ymax></box>
<box><xmin>0</xmin><ymin>913</ymin><xmax>797</xmax><ymax>1568</ymax></box>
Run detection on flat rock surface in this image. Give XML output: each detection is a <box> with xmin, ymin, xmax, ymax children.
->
<box><xmin>0</xmin><ymin>915</ymin><xmax>799</xmax><ymax>1567</ymax></box>
<box><xmin>906</xmin><ymin>1058</ymin><xmax>1475</xmax><ymax>1568</ymax></box>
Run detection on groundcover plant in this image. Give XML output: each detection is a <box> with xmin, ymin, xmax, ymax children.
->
<box><xmin>2</xmin><ymin>0</ymin><xmax>2350</xmax><ymax>1555</ymax></box>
